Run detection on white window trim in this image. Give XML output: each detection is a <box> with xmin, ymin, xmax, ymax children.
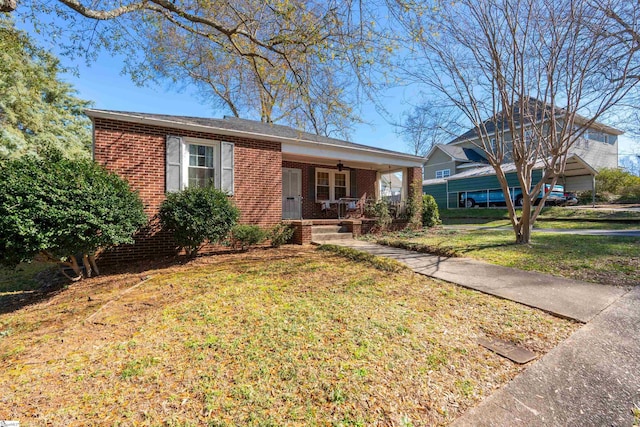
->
<box><xmin>182</xmin><ymin>137</ymin><xmax>220</xmax><ymax>190</ymax></box>
<box><xmin>435</xmin><ymin>169</ymin><xmax>451</xmax><ymax>179</ymax></box>
<box><xmin>316</xmin><ymin>167</ymin><xmax>350</xmax><ymax>202</ymax></box>
<box><xmin>180</xmin><ymin>137</ymin><xmax>234</xmax><ymax>194</ymax></box>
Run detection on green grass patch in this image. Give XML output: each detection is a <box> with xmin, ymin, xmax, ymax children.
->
<box><xmin>376</xmin><ymin>228</ymin><xmax>639</xmax><ymax>287</ymax></box>
<box><xmin>440</xmin><ymin>207</ymin><xmax>640</xmax><ymax>222</ymax></box>
<box><xmin>442</xmin><ymin>219</ymin><xmax>640</xmax><ymax>230</ymax></box>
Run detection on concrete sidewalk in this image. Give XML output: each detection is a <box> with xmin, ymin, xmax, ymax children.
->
<box><xmin>324</xmin><ymin>240</ymin><xmax>638</xmax><ymax>425</ymax></box>
<box><xmin>329</xmin><ymin>240</ymin><xmax>626</xmax><ymax>322</ymax></box>
<box><xmin>453</xmin><ymin>286</ymin><xmax>640</xmax><ymax>426</ymax></box>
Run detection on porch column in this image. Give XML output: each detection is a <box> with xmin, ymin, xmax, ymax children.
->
<box><xmin>401</xmin><ymin>167</ymin><xmax>408</xmax><ymax>201</ymax></box>
<box><xmin>375</xmin><ymin>171</ymin><xmax>381</xmax><ymax>200</ymax></box>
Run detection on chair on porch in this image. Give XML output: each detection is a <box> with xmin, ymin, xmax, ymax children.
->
<box><xmin>319</xmin><ymin>201</ymin><xmax>338</xmax><ymax>218</ymax></box>
<box><xmin>342</xmin><ymin>193</ymin><xmax>367</xmax><ymax>219</ymax></box>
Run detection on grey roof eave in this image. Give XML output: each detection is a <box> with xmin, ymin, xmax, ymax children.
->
<box><xmin>85</xmin><ymin>109</ymin><xmax>424</xmax><ymax>166</ymax></box>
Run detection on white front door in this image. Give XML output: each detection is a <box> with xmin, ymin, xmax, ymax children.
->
<box><xmin>282</xmin><ymin>168</ymin><xmax>302</xmax><ymax>219</ymax></box>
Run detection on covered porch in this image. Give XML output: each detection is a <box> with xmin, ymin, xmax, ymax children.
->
<box><xmin>280</xmin><ymin>140</ymin><xmax>424</xmax><ymax>221</ymax></box>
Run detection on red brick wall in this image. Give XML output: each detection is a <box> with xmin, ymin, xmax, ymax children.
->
<box><xmin>93</xmin><ymin>117</ymin><xmax>282</xmax><ymax>263</ymax></box>
<box><xmin>282</xmin><ymin>161</ymin><xmax>377</xmax><ymax>218</ymax></box>
<box><xmin>407</xmin><ymin>167</ymin><xmax>423</xmax><ymax>198</ymax></box>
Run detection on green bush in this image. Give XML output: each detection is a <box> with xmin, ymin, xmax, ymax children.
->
<box><xmin>0</xmin><ymin>151</ymin><xmax>147</xmax><ymax>279</ymax></box>
<box><xmin>158</xmin><ymin>186</ymin><xmax>239</xmax><ymax>256</ymax></box>
<box><xmin>269</xmin><ymin>222</ymin><xmax>294</xmax><ymax>247</ymax></box>
<box><xmin>422</xmin><ymin>194</ymin><xmax>441</xmax><ymax>227</ymax></box>
<box><xmin>620</xmin><ymin>184</ymin><xmax>640</xmax><ymax>203</ymax></box>
<box><xmin>596</xmin><ymin>168</ymin><xmax>640</xmax><ymax>194</ymax></box>
<box><xmin>373</xmin><ymin>200</ymin><xmax>392</xmax><ymax>231</ymax></box>
<box><xmin>228</xmin><ymin>224</ymin><xmax>267</xmax><ymax>251</ymax></box>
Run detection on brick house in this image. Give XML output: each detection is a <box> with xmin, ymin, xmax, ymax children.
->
<box><xmin>86</xmin><ymin>110</ymin><xmax>424</xmax><ymax>261</ymax></box>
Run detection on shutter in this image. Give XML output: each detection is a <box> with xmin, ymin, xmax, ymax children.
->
<box><xmin>166</xmin><ymin>135</ymin><xmax>182</xmax><ymax>192</ymax></box>
<box><xmin>308</xmin><ymin>166</ymin><xmax>315</xmax><ymax>201</ymax></box>
<box><xmin>350</xmin><ymin>169</ymin><xmax>357</xmax><ymax>197</ymax></box>
<box><xmin>221</xmin><ymin>141</ymin><xmax>234</xmax><ymax>195</ymax></box>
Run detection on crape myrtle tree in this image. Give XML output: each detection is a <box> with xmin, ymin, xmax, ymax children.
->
<box><xmin>394</xmin><ymin>0</ymin><xmax>639</xmax><ymax>243</ymax></box>
<box><xmin>8</xmin><ymin>0</ymin><xmax>396</xmax><ymax>138</ymax></box>
<box><xmin>0</xmin><ymin>152</ymin><xmax>147</xmax><ymax>280</ymax></box>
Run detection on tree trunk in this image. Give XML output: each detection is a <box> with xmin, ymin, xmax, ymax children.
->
<box><xmin>83</xmin><ymin>254</ymin><xmax>92</xmax><ymax>278</ymax></box>
<box><xmin>58</xmin><ymin>255</ymin><xmax>83</xmax><ymax>281</ymax></box>
<box><xmin>0</xmin><ymin>0</ymin><xmax>17</xmax><ymax>12</ymax></box>
<box><xmin>88</xmin><ymin>254</ymin><xmax>100</xmax><ymax>276</ymax></box>
<box><xmin>515</xmin><ymin>215</ymin><xmax>532</xmax><ymax>244</ymax></box>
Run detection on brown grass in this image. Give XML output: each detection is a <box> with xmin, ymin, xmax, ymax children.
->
<box><xmin>0</xmin><ymin>247</ymin><xmax>578</xmax><ymax>426</ymax></box>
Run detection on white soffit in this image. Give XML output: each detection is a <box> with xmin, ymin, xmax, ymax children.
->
<box><xmin>282</xmin><ymin>142</ymin><xmax>422</xmax><ymax>169</ymax></box>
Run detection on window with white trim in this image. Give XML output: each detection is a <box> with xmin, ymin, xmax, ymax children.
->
<box><xmin>188</xmin><ymin>144</ymin><xmax>216</xmax><ymax>187</ymax></box>
<box><xmin>316</xmin><ymin>168</ymin><xmax>349</xmax><ymax>201</ymax></box>
<box><xmin>435</xmin><ymin>169</ymin><xmax>450</xmax><ymax>179</ymax></box>
<box><xmin>165</xmin><ymin>136</ymin><xmax>234</xmax><ymax>194</ymax></box>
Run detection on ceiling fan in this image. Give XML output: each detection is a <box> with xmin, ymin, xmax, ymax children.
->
<box><xmin>336</xmin><ymin>161</ymin><xmax>353</xmax><ymax>172</ymax></box>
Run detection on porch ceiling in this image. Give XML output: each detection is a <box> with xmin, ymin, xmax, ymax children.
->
<box><xmin>282</xmin><ymin>145</ymin><xmax>423</xmax><ymax>173</ymax></box>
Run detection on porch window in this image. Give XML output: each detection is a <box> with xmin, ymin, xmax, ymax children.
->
<box><xmin>317</xmin><ymin>171</ymin><xmax>330</xmax><ymax>200</ymax></box>
<box><xmin>335</xmin><ymin>173</ymin><xmax>347</xmax><ymax>199</ymax></box>
<box><xmin>188</xmin><ymin>144</ymin><xmax>215</xmax><ymax>187</ymax></box>
<box><xmin>316</xmin><ymin>168</ymin><xmax>350</xmax><ymax>201</ymax></box>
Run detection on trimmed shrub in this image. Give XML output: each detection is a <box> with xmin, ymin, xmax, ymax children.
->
<box><xmin>228</xmin><ymin>225</ymin><xmax>267</xmax><ymax>251</ymax></box>
<box><xmin>0</xmin><ymin>151</ymin><xmax>147</xmax><ymax>279</ymax></box>
<box><xmin>422</xmin><ymin>194</ymin><xmax>441</xmax><ymax>227</ymax></box>
<box><xmin>158</xmin><ymin>186</ymin><xmax>239</xmax><ymax>256</ymax></box>
<box><xmin>269</xmin><ymin>222</ymin><xmax>294</xmax><ymax>247</ymax></box>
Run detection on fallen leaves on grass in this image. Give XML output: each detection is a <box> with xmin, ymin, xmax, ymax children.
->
<box><xmin>0</xmin><ymin>247</ymin><xmax>578</xmax><ymax>426</ymax></box>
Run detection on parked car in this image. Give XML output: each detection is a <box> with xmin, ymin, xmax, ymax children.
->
<box><xmin>460</xmin><ymin>184</ymin><xmax>566</xmax><ymax>208</ymax></box>
<box><xmin>562</xmin><ymin>192</ymin><xmax>578</xmax><ymax>206</ymax></box>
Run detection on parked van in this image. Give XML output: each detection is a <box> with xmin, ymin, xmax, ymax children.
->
<box><xmin>460</xmin><ymin>184</ymin><xmax>566</xmax><ymax>207</ymax></box>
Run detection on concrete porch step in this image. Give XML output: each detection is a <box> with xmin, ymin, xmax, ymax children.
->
<box><xmin>311</xmin><ymin>224</ymin><xmax>353</xmax><ymax>243</ymax></box>
<box><xmin>311</xmin><ymin>232</ymin><xmax>354</xmax><ymax>243</ymax></box>
<box><xmin>312</xmin><ymin>225</ymin><xmax>348</xmax><ymax>234</ymax></box>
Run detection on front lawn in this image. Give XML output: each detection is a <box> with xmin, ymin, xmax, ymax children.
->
<box><xmin>0</xmin><ymin>247</ymin><xmax>577</xmax><ymax>426</ymax></box>
<box><xmin>374</xmin><ymin>229</ymin><xmax>639</xmax><ymax>287</ymax></box>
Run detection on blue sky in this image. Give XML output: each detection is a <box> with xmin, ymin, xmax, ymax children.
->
<box><xmin>14</xmin><ymin>18</ymin><xmax>637</xmax><ymax>160</ymax></box>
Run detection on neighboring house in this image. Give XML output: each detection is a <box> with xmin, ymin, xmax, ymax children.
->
<box><xmin>86</xmin><ymin>110</ymin><xmax>423</xmax><ymax>260</ymax></box>
<box><xmin>422</xmin><ymin>100</ymin><xmax>623</xmax><ymax>209</ymax></box>
<box><xmin>380</xmin><ymin>172</ymin><xmax>403</xmax><ymax>202</ymax></box>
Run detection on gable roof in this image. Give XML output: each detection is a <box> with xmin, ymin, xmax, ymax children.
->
<box><xmin>437</xmin><ymin>144</ymin><xmax>488</xmax><ymax>163</ymax></box>
<box><xmin>85</xmin><ymin>109</ymin><xmax>424</xmax><ymax>165</ymax></box>
<box><xmin>448</xmin><ymin>98</ymin><xmax>623</xmax><ymax>145</ymax></box>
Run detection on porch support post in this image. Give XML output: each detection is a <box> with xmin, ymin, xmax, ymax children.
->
<box><xmin>375</xmin><ymin>171</ymin><xmax>381</xmax><ymax>200</ymax></box>
<box><xmin>401</xmin><ymin>167</ymin><xmax>409</xmax><ymax>201</ymax></box>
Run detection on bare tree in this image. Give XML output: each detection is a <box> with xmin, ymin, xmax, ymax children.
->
<box><xmin>394</xmin><ymin>0</ymin><xmax>639</xmax><ymax>243</ymax></box>
<box><xmin>397</xmin><ymin>103</ymin><xmax>463</xmax><ymax>156</ymax></box>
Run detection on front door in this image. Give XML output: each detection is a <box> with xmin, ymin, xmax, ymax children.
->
<box><xmin>282</xmin><ymin>168</ymin><xmax>302</xmax><ymax>219</ymax></box>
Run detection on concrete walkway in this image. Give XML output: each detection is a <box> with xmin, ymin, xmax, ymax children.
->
<box><xmin>329</xmin><ymin>240</ymin><xmax>626</xmax><ymax>322</ymax></box>
<box><xmin>453</xmin><ymin>286</ymin><xmax>640</xmax><ymax>426</ymax></box>
<box><xmin>324</xmin><ymin>239</ymin><xmax>638</xmax><ymax>425</ymax></box>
